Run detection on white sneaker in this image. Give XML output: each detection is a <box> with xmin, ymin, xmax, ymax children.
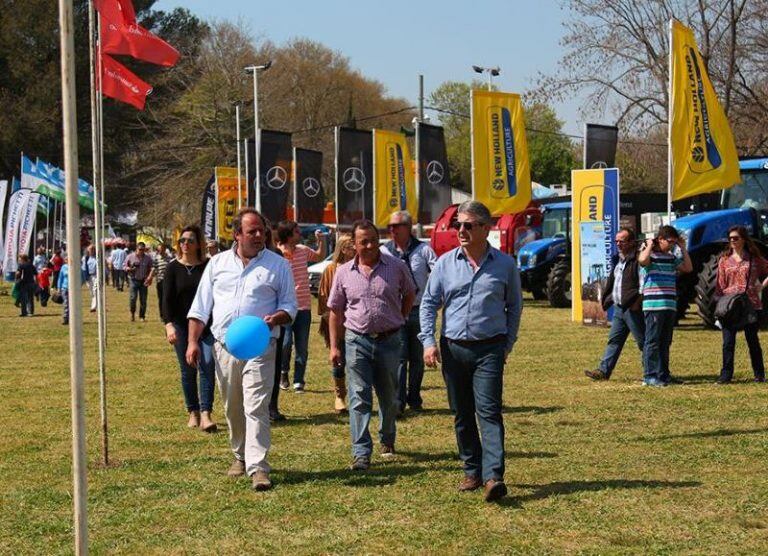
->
<box><xmin>293</xmin><ymin>383</ymin><xmax>305</xmax><ymax>394</ymax></box>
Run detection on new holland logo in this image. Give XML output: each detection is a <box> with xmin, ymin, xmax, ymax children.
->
<box><xmin>685</xmin><ymin>46</ymin><xmax>722</xmax><ymax>172</ymax></box>
<box><xmin>265</xmin><ymin>166</ymin><xmax>287</xmax><ymax>190</ymax></box>
<box><xmin>488</xmin><ymin>106</ymin><xmax>517</xmax><ymax>199</ymax></box>
<box><xmin>426</xmin><ymin>160</ymin><xmax>444</xmax><ymax>185</ymax></box>
<box><xmin>343</xmin><ymin>167</ymin><xmax>366</xmax><ymax>192</ymax></box>
<box><xmin>302</xmin><ymin>177</ymin><xmax>321</xmax><ymax>198</ymax></box>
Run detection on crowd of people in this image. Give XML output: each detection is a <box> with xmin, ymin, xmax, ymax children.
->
<box><xmin>11</xmin><ymin>201</ymin><xmax>768</xmax><ymax>503</ymax></box>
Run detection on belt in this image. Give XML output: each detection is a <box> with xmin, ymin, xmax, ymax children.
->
<box><xmin>446</xmin><ymin>334</ymin><xmax>506</xmax><ymax>347</ymax></box>
<box><xmin>352</xmin><ymin>328</ymin><xmax>400</xmax><ymax>341</ymax></box>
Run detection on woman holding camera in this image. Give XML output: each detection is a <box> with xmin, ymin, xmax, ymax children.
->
<box><xmin>715</xmin><ymin>225</ymin><xmax>768</xmax><ymax>384</ymax></box>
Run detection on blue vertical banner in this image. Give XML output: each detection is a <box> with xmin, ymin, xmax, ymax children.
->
<box><xmin>571</xmin><ymin>168</ymin><xmax>620</xmax><ymax>325</ymax></box>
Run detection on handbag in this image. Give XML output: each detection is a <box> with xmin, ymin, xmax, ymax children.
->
<box><xmin>51</xmin><ymin>290</ymin><xmax>64</xmax><ymax>305</ymax></box>
<box><xmin>714</xmin><ymin>257</ymin><xmax>756</xmax><ymax>329</ymax></box>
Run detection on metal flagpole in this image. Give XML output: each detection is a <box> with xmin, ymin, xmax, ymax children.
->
<box><xmin>244</xmin><ymin>138</ymin><xmax>249</xmax><ymax>208</ymax></box>
<box><xmin>58</xmin><ymin>0</ymin><xmax>88</xmax><ymax>553</ymax></box>
<box><xmin>667</xmin><ymin>18</ymin><xmax>674</xmax><ymax>221</ymax></box>
<box><xmin>89</xmin><ymin>1</ymin><xmax>109</xmax><ymax>467</ymax></box>
<box><xmin>97</xmin><ymin>11</ymin><xmax>108</xmax><ymax>342</ymax></box>
<box><xmin>235</xmin><ymin>103</ymin><xmax>242</xmax><ymax>210</ymax></box>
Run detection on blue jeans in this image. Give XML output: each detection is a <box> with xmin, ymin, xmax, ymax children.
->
<box><xmin>62</xmin><ymin>288</ymin><xmax>69</xmax><ymax>322</ymax></box>
<box><xmin>643</xmin><ymin>310</ymin><xmax>676</xmax><ymax>382</ymax></box>
<box><xmin>172</xmin><ymin>324</ymin><xmax>215</xmax><ymax>412</ymax></box>
<box><xmin>282</xmin><ymin>309</ymin><xmax>311</xmax><ymax>385</ymax></box>
<box><xmin>345</xmin><ymin>331</ymin><xmax>400</xmax><ymax>458</ymax></box>
<box><xmin>129</xmin><ymin>278</ymin><xmax>148</xmax><ymax>318</ymax></box>
<box><xmin>598</xmin><ymin>305</ymin><xmax>646</xmax><ymax>378</ymax></box>
<box><xmin>721</xmin><ymin>320</ymin><xmax>764</xmax><ymax>381</ymax></box>
<box><xmin>398</xmin><ymin>307</ymin><xmax>425</xmax><ymax>409</ymax></box>
<box><xmin>440</xmin><ymin>336</ymin><xmax>506</xmax><ymax>483</ymax></box>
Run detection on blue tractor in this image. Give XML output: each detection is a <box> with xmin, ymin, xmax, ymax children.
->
<box><xmin>674</xmin><ymin>157</ymin><xmax>768</xmax><ymax>326</ymax></box>
<box><xmin>516</xmin><ymin>202</ymin><xmax>572</xmax><ymax>307</ymax></box>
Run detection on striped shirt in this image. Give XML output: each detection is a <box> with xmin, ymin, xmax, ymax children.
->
<box><xmin>153</xmin><ymin>252</ymin><xmax>173</xmax><ymax>283</ymax></box>
<box><xmin>641</xmin><ymin>251</ymin><xmax>682</xmax><ymax>312</ymax></box>
<box><xmin>284</xmin><ymin>245</ymin><xmax>320</xmax><ymax>311</ymax></box>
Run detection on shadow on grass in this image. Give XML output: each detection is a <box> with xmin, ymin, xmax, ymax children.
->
<box><xmin>399</xmin><ymin>405</ymin><xmax>563</xmax><ymax>419</ymax></box>
<box><xmin>276</xmin><ymin>462</ymin><xmax>456</xmax><ymax>487</ymax></box>
<box><xmin>651</xmin><ymin>428</ymin><xmax>767</xmax><ymax>441</ymax></box>
<box><xmin>271</xmin><ymin>412</ymin><xmax>347</xmax><ymax>427</ymax></box>
<box><xmin>498</xmin><ymin>479</ymin><xmax>702</xmax><ymax>507</ymax></box>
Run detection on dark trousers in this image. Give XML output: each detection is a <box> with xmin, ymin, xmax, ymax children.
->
<box><xmin>270</xmin><ymin>327</ymin><xmax>286</xmax><ymax>414</ymax></box>
<box><xmin>129</xmin><ymin>278</ymin><xmax>148</xmax><ymax>318</ymax></box>
<box><xmin>398</xmin><ymin>307</ymin><xmax>425</xmax><ymax>409</ymax></box>
<box><xmin>440</xmin><ymin>336</ymin><xmax>506</xmax><ymax>483</ymax></box>
<box><xmin>114</xmin><ymin>269</ymin><xmax>125</xmax><ymax>291</ymax></box>
<box><xmin>18</xmin><ymin>283</ymin><xmax>35</xmax><ymax>316</ymax></box>
<box><xmin>156</xmin><ymin>281</ymin><xmax>164</xmax><ymax>321</ymax></box>
<box><xmin>598</xmin><ymin>305</ymin><xmax>645</xmax><ymax>378</ymax></box>
<box><xmin>643</xmin><ymin>310</ymin><xmax>676</xmax><ymax>382</ymax></box>
<box><xmin>721</xmin><ymin>321</ymin><xmax>765</xmax><ymax>381</ymax></box>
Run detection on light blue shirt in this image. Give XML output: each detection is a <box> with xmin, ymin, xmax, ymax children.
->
<box><xmin>381</xmin><ymin>239</ymin><xmax>437</xmax><ymax>306</ymax></box>
<box><xmin>419</xmin><ymin>244</ymin><xmax>523</xmax><ymax>352</ymax></box>
<box><xmin>187</xmin><ymin>245</ymin><xmax>298</xmax><ymax>342</ymax></box>
<box><xmin>81</xmin><ymin>254</ymin><xmax>98</xmax><ymax>277</ymax></box>
<box><xmin>111</xmin><ymin>247</ymin><xmax>127</xmax><ymax>270</ymax></box>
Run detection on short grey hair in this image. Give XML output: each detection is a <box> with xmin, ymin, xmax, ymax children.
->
<box><xmin>457</xmin><ymin>201</ymin><xmax>492</xmax><ymax>225</ymax></box>
<box><xmin>390</xmin><ymin>210</ymin><xmax>413</xmax><ymax>226</ymax></box>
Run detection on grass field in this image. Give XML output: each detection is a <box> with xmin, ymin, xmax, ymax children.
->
<box><xmin>2</xmin><ymin>283</ymin><xmax>768</xmax><ymax>555</ymax></box>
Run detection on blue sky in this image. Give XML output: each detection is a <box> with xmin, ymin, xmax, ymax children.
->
<box><xmin>154</xmin><ymin>0</ymin><xmax>586</xmax><ymax>134</ymax></box>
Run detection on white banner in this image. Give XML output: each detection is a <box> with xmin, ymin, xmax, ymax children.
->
<box><xmin>17</xmin><ymin>191</ymin><xmax>39</xmax><ymax>260</ymax></box>
<box><xmin>0</xmin><ymin>180</ymin><xmax>7</xmax><ymax>267</ymax></box>
<box><xmin>2</xmin><ymin>189</ymin><xmax>31</xmax><ymax>274</ymax></box>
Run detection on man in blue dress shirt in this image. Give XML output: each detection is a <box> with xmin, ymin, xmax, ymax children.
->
<box><xmin>419</xmin><ymin>200</ymin><xmax>523</xmax><ymax>502</ymax></box>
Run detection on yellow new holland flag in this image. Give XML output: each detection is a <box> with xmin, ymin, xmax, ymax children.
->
<box><xmin>670</xmin><ymin>20</ymin><xmax>739</xmax><ymax>201</ymax></box>
<box><xmin>373</xmin><ymin>129</ymin><xmax>417</xmax><ymax>227</ymax></box>
<box><xmin>471</xmin><ymin>90</ymin><xmax>531</xmax><ymax>215</ymax></box>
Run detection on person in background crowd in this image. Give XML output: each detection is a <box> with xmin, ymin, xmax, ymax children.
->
<box><xmin>151</xmin><ymin>243</ymin><xmax>174</xmax><ymax>320</ymax></box>
<box><xmin>638</xmin><ymin>225</ymin><xmax>693</xmax><ymax>387</ymax></box>
<box><xmin>162</xmin><ymin>225</ymin><xmax>217</xmax><ymax>432</ymax></box>
<box><xmin>103</xmin><ymin>248</ymin><xmax>111</xmax><ymax>287</ymax></box>
<box><xmin>81</xmin><ymin>244</ymin><xmax>98</xmax><ymax>313</ymax></box>
<box><xmin>382</xmin><ymin>210</ymin><xmax>437</xmax><ymax>414</ymax></box>
<box><xmin>585</xmin><ymin>228</ymin><xmax>645</xmax><ymax>381</ymax></box>
<box><xmin>58</xmin><ymin>259</ymin><xmax>70</xmax><ymax>325</ymax></box>
<box><xmin>33</xmin><ymin>247</ymin><xmax>47</xmax><ymax>272</ymax></box>
<box><xmin>318</xmin><ymin>235</ymin><xmax>354</xmax><ymax>413</ymax></box>
<box><xmin>420</xmin><ymin>200</ymin><xmax>523</xmax><ymax>502</ymax></box>
<box><xmin>265</xmin><ymin>225</ymin><xmax>288</xmax><ymax>423</ymax></box>
<box><xmin>715</xmin><ymin>225</ymin><xmax>768</xmax><ymax>384</ymax></box>
<box><xmin>51</xmin><ymin>249</ymin><xmax>64</xmax><ymax>290</ymax></box>
<box><xmin>125</xmin><ymin>242</ymin><xmax>154</xmax><ymax>322</ymax></box>
<box><xmin>15</xmin><ymin>254</ymin><xmax>37</xmax><ymax>317</ymax></box>
<box><xmin>36</xmin><ymin>262</ymin><xmax>53</xmax><ymax>307</ymax></box>
<box><xmin>327</xmin><ymin>219</ymin><xmax>416</xmax><ymax>471</ymax></box>
<box><xmin>111</xmin><ymin>242</ymin><xmax>127</xmax><ymax>291</ymax></box>
<box><xmin>206</xmin><ymin>240</ymin><xmax>219</xmax><ymax>258</ymax></box>
<box><xmin>187</xmin><ymin>208</ymin><xmax>297</xmax><ymax>491</ymax></box>
<box><xmin>276</xmin><ymin>221</ymin><xmax>326</xmax><ymax>393</ymax></box>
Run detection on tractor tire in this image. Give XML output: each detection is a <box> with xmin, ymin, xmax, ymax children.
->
<box><xmin>531</xmin><ymin>285</ymin><xmax>548</xmax><ymax>300</ymax></box>
<box><xmin>694</xmin><ymin>254</ymin><xmax>719</xmax><ymax>328</ymax></box>
<box><xmin>547</xmin><ymin>258</ymin><xmax>572</xmax><ymax>308</ymax></box>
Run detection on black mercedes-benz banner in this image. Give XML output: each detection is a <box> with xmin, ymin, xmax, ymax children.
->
<box><xmin>200</xmin><ymin>173</ymin><xmax>216</xmax><ymax>240</ymax></box>
<box><xmin>247</xmin><ymin>130</ymin><xmax>292</xmax><ymax>224</ymax></box>
<box><xmin>584</xmin><ymin>124</ymin><xmax>619</xmax><ymax>169</ymax></box>
<box><xmin>336</xmin><ymin>127</ymin><xmax>373</xmax><ymax>226</ymax></box>
<box><xmin>294</xmin><ymin>148</ymin><xmax>325</xmax><ymax>224</ymax></box>
<box><xmin>417</xmin><ymin>122</ymin><xmax>452</xmax><ymax>224</ymax></box>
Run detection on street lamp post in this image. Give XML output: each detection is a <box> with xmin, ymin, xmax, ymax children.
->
<box><xmin>244</xmin><ymin>61</ymin><xmax>273</xmax><ymax>212</ymax></box>
<box><xmin>234</xmin><ymin>101</ymin><xmax>242</xmax><ymax>210</ymax></box>
<box><xmin>472</xmin><ymin>65</ymin><xmax>501</xmax><ymax>91</ymax></box>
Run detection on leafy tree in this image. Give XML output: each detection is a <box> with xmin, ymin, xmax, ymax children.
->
<box><xmin>525</xmin><ymin>103</ymin><xmax>574</xmax><ymax>185</ymax></box>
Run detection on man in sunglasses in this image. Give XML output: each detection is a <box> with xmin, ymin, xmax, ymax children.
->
<box><xmin>585</xmin><ymin>227</ymin><xmax>645</xmax><ymax>381</ymax></box>
<box><xmin>419</xmin><ymin>200</ymin><xmax>522</xmax><ymax>502</ymax></box>
<box><xmin>381</xmin><ymin>210</ymin><xmax>437</xmax><ymax>415</ymax></box>
<box><xmin>125</xmin><ymin>242</ymin><xmax>154</xmax><ymax>322</ymax></box>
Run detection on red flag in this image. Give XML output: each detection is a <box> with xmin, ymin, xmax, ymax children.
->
<box><xmin>101</xmin><ymin>19</ymin><xmax>180</xmax><ymax>67</ymax></box>
<box><xmin>100</xmin><ymin>54</ymin><xmax>152</xmax><ymax>110</ymax></box>
<box><xmin>94</xmin><ymin>0</ymin><xmax>136</xmax><ymax>25</ymax></box>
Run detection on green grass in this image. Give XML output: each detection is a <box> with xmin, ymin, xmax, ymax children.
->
<box><xmin>2</xmin><ymin>286</ymin><xmax>768</xmax><ymax>554</ymax></box>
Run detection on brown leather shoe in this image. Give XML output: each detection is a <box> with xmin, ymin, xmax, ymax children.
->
<box><xmin>585</xmin><ymin>369</ymin><xmax>608</xmax><ymax>380</ymax></box>
<box><xmin>227</xmin><ymin>459</ymin><xmax>245</xmax><ymax>478</ymax></box>
<box><xmin>483</xmin><ymin>479</ymin><xmax>508</xmax><ymax>502</ymax></box>
<box><xmin>458</xmin><ymin>474</ymin><xmax>482</xmax><ymax>492</ymax></box>
<box><xmin>251</xmin><ymin>470</ymin><xmax>272</xmax><ymax>491</ymax></box>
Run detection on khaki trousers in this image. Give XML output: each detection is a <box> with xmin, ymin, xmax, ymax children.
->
<box><xmin>214</xmin><ymin>339</ymin><xmax>276</xmax><ymax>476</ymax></box>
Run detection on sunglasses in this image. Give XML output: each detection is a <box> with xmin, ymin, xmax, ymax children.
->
<box><xmin>728</xmin><ymin>236</ymin><xmax>742</xmax><ymax>242</ymax></box>
<box><xmin>388</xmin><ymin>223</ymin><xmax>409</xmax><ymax>229</ymax></box>
<box><xmin>179</xmin><ymin>237</ymin><xmax>197</xmax><ymax>244</ymax></box>
<box><xmin>450</xmin><ymin>221</ymin><xmax>482</xmax><ymax>231</ymax></box>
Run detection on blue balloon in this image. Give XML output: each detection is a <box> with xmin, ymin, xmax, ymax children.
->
<box><xmin>225</xmin><ymin>316</ymin><xmax>271</xmax><ymax>360</ymax></box>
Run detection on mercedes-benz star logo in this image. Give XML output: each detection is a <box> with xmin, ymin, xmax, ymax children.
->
<box><xmin>266</xmin><ymin>166</ymin><xmax>287</xmax><ymax>190</ymax></box>
<box><xmin>343</xmin><ymin>167</ymin><xmax>366</xmax><ymax>192</ymax></box>
<box><xmin>302</xmin><ymin>177</ymin><xmax>321</xmax><ymax>198</ymax></box>
<box><xmin>590</xmin><ymin>161</ymin><xmax>608</xmax><ymax>169</ymax></box>
<box><xmin>426</xmin><ymin>160</ymin><xmax>444</xmax><ymax>185</ymax></box>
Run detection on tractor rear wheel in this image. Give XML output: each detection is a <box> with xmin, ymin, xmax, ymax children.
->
<box><xmin>694</xmin><ymin>254</ymin><xmax>719</xmax><ymax>328</ymax></box>
<box><xmin>547</xmin><ymin>258</ymin><xmax>572</xmax><ymax>308</ymax></box>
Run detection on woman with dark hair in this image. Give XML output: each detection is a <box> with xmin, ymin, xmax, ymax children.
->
<box><xmin>162</xmin><ymin>225</ymin><xmax>217</xmax><ymax>431</ymax></box>
<box><xmin>715</xmin><ymin>225</ymin><xmax>768</xmax><ymax>383</ymax></box>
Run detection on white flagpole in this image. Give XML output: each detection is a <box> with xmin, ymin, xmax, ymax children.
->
<box><xmin>58</xmin><ymin>0</ymin><xmax>88</xmax><ymax>553</ymax></box>
<box><xmin>89</xmin><ymin>0</ymin><xmax>109</xmax><ymax>467</ymax></box>
<box><xmin>235</xmin><ymin>103</ymin><xmax>242</xmax><ymax>210</ymax></box>
<box><xmin>244</xmin><ymin>138</ymin><xmax>249</xmax><ymax>208</ymax></box>
<box><xmin>667</xmin><ymin>18</ymin><xmax>674</xmax><ymax>221</ymax></box>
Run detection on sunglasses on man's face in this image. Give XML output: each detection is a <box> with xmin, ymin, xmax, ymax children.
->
<box><xmin>179</xmin><ymin>237</ymin><xmax>197</xmax><ymax>244</ymax></box>
<box><xmin>450</xmin><ymin>221</ymin><xmax>482</xmax><ymax>232</ymax></box>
